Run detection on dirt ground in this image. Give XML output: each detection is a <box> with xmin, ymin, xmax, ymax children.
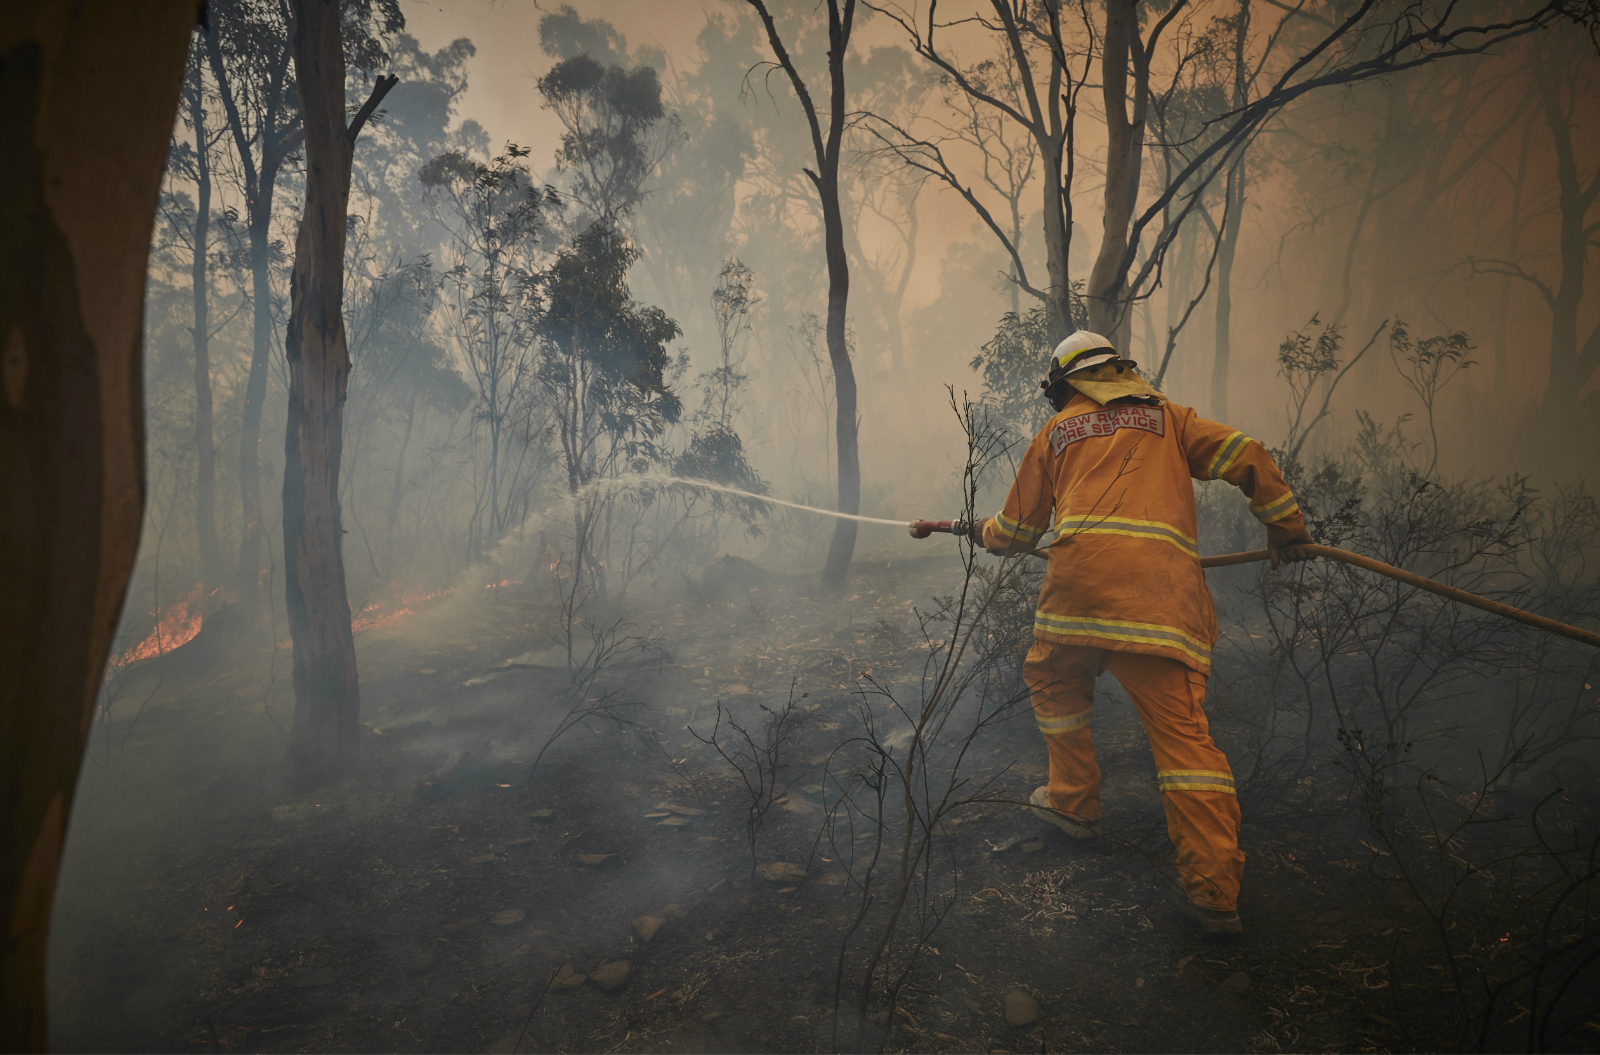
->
<box><xmin>48</xmin><ymin>554</ymin><xmax>1524</xmax><ymax>1054</ymax></box>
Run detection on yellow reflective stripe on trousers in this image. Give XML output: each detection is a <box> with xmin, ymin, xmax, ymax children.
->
<box><xmin>1035</xmin><ymin>707</ymin><xmax>1093</xmax><ymax>736</ymax></box>
<box><xmin>1033</xmin><ymin>612</ymin><xmax>1212</xmax><ymax>666</ymax></box>
<box><xmin>1206</xmin><ymin>431</ymin><xmax>1249</xmax><ymax>480</ymax></box>
<box><xmin>992</xmin><ymin>508</ymin><xmax>1046</xmax><ymax>543</ymax></box>
<box><xmin>1054</xmin><ymin>515</ymin><xmax>1198</xmax><ymax>558</ymax></box>
<box><xmin>1250</xmin><ymin>490</ymin><xmax>1300</xmax><ymax>524</ymax></box>
<box><xmin>1157</xmin><ymin>769</ymin><xmax>1236</xmax><ymax>795</ymax></box>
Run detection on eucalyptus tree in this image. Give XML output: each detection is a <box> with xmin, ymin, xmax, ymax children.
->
<box><xmin>743</xmin><ymin>0</ymin><xmax>863</xmax><ymax>589</ymax></box>
<box><xmin>279</xmin><ymin>0</ymin><xmax>398</xmax><ymax>787</ymax></box>
<box><xmin>420</xmin><ymin>145</ymin><xmax>556</xmax><ymax>558</ymax></box>
<box><xmin>537</xmin><ymin>53</ymin><xmax>678</xmax><ymax>224</ymax></box>
<box><xmin>201</xmin><ymin>0</ymin><xmax>300</xmax><ymax>605</ymax></box>
<box><xmin>200</xmin><ymin>0</ymin><xmax>401</xmax><ymax>606</ymax></box>
<box><xmin>1471</xmin><ymin>39</ymin><xmax>1600</xmax><ymax>438</ymax></box>
<box><xmin>866</xmin><ymin>0</ymin><xmax>1599</xmax><ymax>360</ymax></box>
<box><xmin>533</xmin><ymin>222</ymin><xmax>682</xmax><ymax>603</ymax></box>
<box><xmin>161</xmin><ymin>45</ymin><xmax>234</xmax><ymax>597</ymax></box>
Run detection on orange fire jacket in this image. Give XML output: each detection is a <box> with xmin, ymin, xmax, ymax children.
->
<box><xmin>982</xmin><ymin>392</ymin><xmax>1308</xmax><ymax>673</ymax></box>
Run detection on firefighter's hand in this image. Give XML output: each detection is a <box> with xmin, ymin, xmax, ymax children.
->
<box><xmin>1268</xmin><ymin>531</ymin><xmax>1315</xmax><ymax>570</ymax></box>
<box><xmin>967</xmin><ymin>518</ymin><xmax>991</xmax><ymax>546</ymax></box>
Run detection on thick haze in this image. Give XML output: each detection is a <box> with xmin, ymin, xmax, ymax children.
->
<box><xmin>396</xmin><ymin>1</ymin><xmax>1587</xmax><ymax>509</ymax></box>
<box><xmin>390</xmin><ymin>0</ymin><xmax>1595</xmax><ymax>491</ymax></box>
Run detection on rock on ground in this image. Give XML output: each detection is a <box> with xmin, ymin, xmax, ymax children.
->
<box><xmin>1004</xmin><ymin>989</ymin><xmax>1039</xmax><ymax>1025</ymax></box>
<box><xmin>550</xmin><ymin>964</ymin><xmax>586</xmax><ymax>990</ymax></box>
<box><xmin>590</xmin><ymin>960</ymin><xmax>630</xmax><ymax>991</ymax></box>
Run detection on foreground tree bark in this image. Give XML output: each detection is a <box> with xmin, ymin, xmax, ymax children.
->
<box><xmin>745</xmin><ymin>0</ymin><xmax>862</xmax><ymax>588</ymax></box>
<box><xmin>282</xmin><ymin>0</ymin><xmax>396</xmax><ymax>787</ymax></box>
<box><xmin>0</xmin><ymin>4</ymin><xmax>192</xmax><ymax>1049</ymax></box>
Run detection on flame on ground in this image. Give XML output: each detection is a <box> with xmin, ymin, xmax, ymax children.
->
<box><xmin>350</xmin><ymin>584</ymin><xmax>462</xmax><ymax>633</ymax></box>
<box><xmin>352</xmin><ymin>605</ymin><xmax>416</xmax><ymax>633</ymax></box>
<box><xmin>136</xmin><ymin>579</ymin><xmax>510</xmax><ymax>656</ymax></box>
<box><xmin>117</xmin><ymin>583</ymin><xmax>204</xmax><ymax>665</ymax></box>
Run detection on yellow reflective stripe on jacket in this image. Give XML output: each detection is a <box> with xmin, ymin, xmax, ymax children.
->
<box><xmin>1035</xmin><ymin>708</ymin><xmax>1094</xmax><ymax>736</ymax></box>
<box><xmin>992</xmin><ymin>508</ymin><xmax>1046</xmax><ymax>543</ymax></box>
<box><xmin>1250</xmin><ymin>490</ymin><xmax>1300</xmax><ymax>524</ymax></box>
<box><xmin>1157</xmin><ymin>769</ymin><xmax>1236</xmax><ymax>795</ymax></box>
<box><xmin>1054</xmin><ymin>515</ymin><xmax>1198</xmax><ymax>558</ymax></box>
<box><xmin>1205</xmin><ymin>431</ymin><xmax>1249</xmax><ymax>480</ymax></box>
<box><xmin>1033</xmin><ymin>612</ymin><xmax>1212</xmax><ymax>665</ymax></box>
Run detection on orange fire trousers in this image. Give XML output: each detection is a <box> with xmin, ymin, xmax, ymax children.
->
<box><xmin>1023</xmin><ymin>640</ymin><xmax>1244</xmax><ymax>910</ymax></box>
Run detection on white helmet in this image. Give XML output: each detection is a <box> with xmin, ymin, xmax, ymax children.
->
<box><xmin>1048</xmin><ymin>331</ymin><xmax>1120</xmax><ymax>377</ymax></box>
<box><xmin>1042</xmin><ymin>331</ymin><xmax>1129</xmax><ymax>402</ymax></box>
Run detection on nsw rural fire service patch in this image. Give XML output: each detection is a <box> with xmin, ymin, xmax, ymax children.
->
<box><xmin>1049</xmin><ymin>404</ymin><xmax>1165</xmax><ymax>455</ymax></box>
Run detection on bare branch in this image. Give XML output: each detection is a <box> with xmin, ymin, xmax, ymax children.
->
<box><xmin>345</xmin><ymin>73</ymin><xmax>397</xmax><ymax>145</ymax></box>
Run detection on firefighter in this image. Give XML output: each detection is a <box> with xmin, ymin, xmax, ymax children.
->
<box><xmin>974</xmin><ymin>331</ymin><xmax>1314</xmax><ymax>935</ymax></box>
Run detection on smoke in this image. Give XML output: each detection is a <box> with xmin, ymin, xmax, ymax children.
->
<box><xmin>48</xmin><ymin>1</ymin><xmax>1600</xmax><ymax>1051</ymax></box>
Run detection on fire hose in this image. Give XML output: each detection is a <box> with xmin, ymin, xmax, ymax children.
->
<box><xmin>907</xmin><ymin>519</ymin><xmax>1600</xmax><ymax>651</ymax></box>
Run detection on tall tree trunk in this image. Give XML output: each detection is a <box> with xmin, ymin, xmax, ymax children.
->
<box><xmin>384</xmin><ymin>387</ymin><xmax>417</xmax><ymax>574</ymax></box>
<box><xmin>282</xmin><ymin>0</ymin><xmax>396</xmax><ymax>787</ymax></box>
<box><xmin>1086</xmin><ymin>0</ymin><xmax>1146</xmax><ymax>343</ymax></box>
<box><xmin>1208</xmin><ymin>2</ymin><xmax>1249</xmax><ymax>421</ymax></box>
<box><xmin>0</xmin><ymin>4</ymin><xmax>191</xmax><ymax>1047</ymax></box>
<box><xmin>1209</xmin><ymin>162</ymin><xmax>1243</xmax><ymax>421</ymax></box>
<box><xmin>1040</xmin><ymin>135</ymin><xmax>1074</xmax><ymax>339</ymax></box>
<box><xmin>1536</xmin><ymin>61</ymin><xmax>1600</xmax><ymax>418</ymax></box>
<box><xmin>818</xmin><ymin>7</ymin><xmax>860</xmax><ymax>589</ymax></box>
<box><xmin>820</xmin><ymin>167</ymin><xmax>860</xmax><ymax>587</ymax></box>
<box><xmin>203</xmin><ymin>21</ymin><xmax>297</xmax><ymax>610</ymax></box>
<box><xmin>1493</xmin><ymin>116</ymin><xmax>1534</xmax><ymax>392</ymax></box>
<box><xmin>187</xmin><ymin>68</ymin><xmax>224</xmax><ymax>600</ymax></box>
<box><xmin>237</xmin><ymin>206</ymin><xmax>275</xmax><ymax>606</ymax></box>
<box><xmin>744</xmin><ymin>0</ymin><xmax>860</xmax><ymax>588</ymax></box>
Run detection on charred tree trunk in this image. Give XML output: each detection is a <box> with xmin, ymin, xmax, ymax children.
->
<box><xmin>0</xmin><ymin>4</ymin><xmax>192</xmax><ymax>1048</ymax></box>
<box><xmin>746</xmin><ymin>0</ymin><xmax>860</xmax><ymax>588</ymax></box>
<box><xmin>282</xmin><ymin>0</ymin><xmax>396</xmax><ymax>788</ymax></box>
<box><xmin>187</xmin><ymin>63</ymin><xmax>224</xmax><ymax>600</ymax></box>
